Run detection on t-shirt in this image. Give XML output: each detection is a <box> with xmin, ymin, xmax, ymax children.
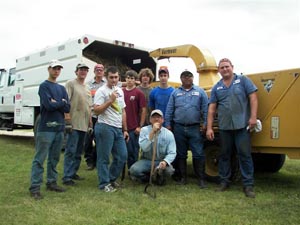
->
<box><xmin>149</xmin><ymin>86</ymin><xmax>174</xmax><ymax>116</ymax></box>
<box><xmin>123</xmin><ymin>87</ymin><xmax>146</xmax><ymax>131</ymax></box>
<box><xmin>94</xmin><ymin>84</ymin><xmax>126</xmax><ymax>128</ymax></box>
<box><xmin>137</xmin><ymin>86</ymin><xmax>152</xmax><ymax>125</ymax></box>
<box><xmin>65</xmin><ymin>79</ymin><xmax>92</xmax><ymax>132</ymax></box>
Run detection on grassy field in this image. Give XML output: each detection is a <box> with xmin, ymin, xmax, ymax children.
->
<box><xmin>0</xmin><ymin>136</ymin><xmax>299</xmax><ymax>225</ymax></box>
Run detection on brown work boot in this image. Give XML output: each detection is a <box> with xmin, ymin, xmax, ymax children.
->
<box><xmin>243</xmin><ymin>186</ymin><xmax>256</xmax><ymax>198</ymax></box>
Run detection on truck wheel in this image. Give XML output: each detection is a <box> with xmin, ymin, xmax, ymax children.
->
<box><xmin>204</xmin><ymin>140</ymin><xmax>241</xmax><ymax>183</ymax></box>
<box><xmin>252</xmin><ymin>153</ymin><xmax>286</xmax><ymax>173</ymax></box>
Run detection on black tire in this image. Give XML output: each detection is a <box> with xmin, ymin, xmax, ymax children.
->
<box><xmin>204</xmin><ymin>139</ymin><xmax>241</xmax><ymax>183</ymax></box>
<box><xmin>252</xmin><ymin>153</ymin><xmax>286</xmax><ymax>173</ymax></box>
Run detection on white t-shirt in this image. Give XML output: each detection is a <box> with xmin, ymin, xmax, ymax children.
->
<box><xmin>94</xmin><ymin>84</ymin><xmax>126</xmax><ymax>128</ymax></box>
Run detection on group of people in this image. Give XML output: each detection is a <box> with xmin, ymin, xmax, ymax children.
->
<box><xmin>29</xmin><ymin>57</ymin><xmax>258</xmax><ymax>200</ymax></box>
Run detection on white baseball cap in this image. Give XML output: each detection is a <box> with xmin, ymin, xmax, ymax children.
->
<box><xmin>49</xmin><ymin>59</ymin><xmax>63</xmax><ymax>68</ymax></box>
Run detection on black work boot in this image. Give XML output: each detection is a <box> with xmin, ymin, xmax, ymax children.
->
<box><xmin>243</xmin><ymin>186</ymin><xmax>256</xmax><ymax>198</ymax></box>
<box><xmin>171</xmin><ymin>157</ymin><xmax>181</xmax><ymax>182</ymax></box>
<box><xmin>193</xmin><ymin>158</ymin><xmax>207</xmax><ymax>189</ymax></box>
<box><xmin>177</xmin><ymin>158</ymin><xmax>187</xmax><ymax>185</ymax></box>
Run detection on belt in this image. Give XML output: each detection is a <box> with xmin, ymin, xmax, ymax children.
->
<box><xmin>176</xmin><ymin>123</ymin><xmax>199</xmax><ymax>127</ymax></box>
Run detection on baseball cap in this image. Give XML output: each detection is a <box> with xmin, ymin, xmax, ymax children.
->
<box><xmin>49</xmin><ymin>59</ymin><xmax>63</xmax><ymax>68</ymax></box>
<box><xmin>76</xmin><ymin>63</ymin><xmax>89</xmax><ymax>70</ymax></box>
<box><xmin>150</xmin><ymin>109</ymin><xmax>163</xmax><ymax>117</ymax></box>
<box><xmin>158</xmin><ymin>66</ymin><xmax>169</xmax><ymax>74</ymax></box>
<box><xmin>94</xmin><ymin>64</ymin><xmax>104</xmax><ymax>71</ymax></box>
<box><xmin>180</xmin><ymin>70</ymin><xmax>193</xmax><ymax>77</ymax></box>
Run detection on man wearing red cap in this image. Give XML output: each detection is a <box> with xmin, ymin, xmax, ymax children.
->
<box><xmin>149</xmin><ymin>66</ymin><xmax>174</xmax><ymax>126</ymax></box>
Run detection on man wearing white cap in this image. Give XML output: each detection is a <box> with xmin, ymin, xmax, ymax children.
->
<box><xmin>29</xmin><ymin>60</ymin><xmax>70</xmax><ymax>200</ymax></box>
<box><xmin>129</xmin><ymin>109</ymin><xmax>176</xmax><ymax>185</ymax></box>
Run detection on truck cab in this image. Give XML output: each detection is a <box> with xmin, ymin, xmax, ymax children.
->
<box><xmin>0</xmin><ymin>68</ymin><xmax>16</xmax><ymax>130</ymax></box>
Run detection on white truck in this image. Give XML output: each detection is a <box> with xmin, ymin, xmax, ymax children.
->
<box><xmin>0</xmin><ymin>34</ymin><xmax>156</xmax><ymax>131</ymax></box>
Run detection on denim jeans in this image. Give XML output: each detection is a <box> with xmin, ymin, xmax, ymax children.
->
<box><xmin>126</xmin><ymin>130</ymin><xmax>139</xmax><ymax>169</ymax></box>
<box><xmin>95</xmin><ymin>123</ymin><xmax>127</xmax><ymax>189</ymax></box>
<box><xmin>29</xmin><ymin>131</ymin><xmax>64</xmax><ymax>193</ymax></box>
<box><xmin>84</xmin><ymin>117</ymin><xmax>97</xmax><ymax>167</ymax></box>
<box><xmin>219</xmin><ymin>128</ymin><xmax>254</xmax><ymax>187</ymax></box>
<box><xmin>129</xmin><ymin>159</ymin><xmax>174</xmax><ymax>182</ymax></box>
<box><xmin>63</xmin><ymin>130</ymin><xmax>86</xmax><ymax>182</ymax></box>
<box><xmin>173</xmin><ymin>123</ymin><xmax>205</xmax><ymax>160</ymax></box>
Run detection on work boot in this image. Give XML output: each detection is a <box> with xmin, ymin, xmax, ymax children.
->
<box><xmin>216</xmin><ymin>183</ymin><xmax>229</xmax><ymax>192</ymax></box>
<box><xmin>46</xmin><ymin>182</ymin><xmax>66</xmax><ymax>192</ymax></box>
<box><xmin>177</xmin><ymin>158</ymin><xmax>187</xmax><ymax>185</ymax></box>
<box><xmin>193</xmin><ymin>158</ymin><xmax>207</xmax><ymax>189</ymax></box>
<box><xmin>171</xmin><ymin>157</ymin><xmax>181</xmax><ymax>182</ymax></box>
<box><xmin>243</xmin><ymin>186</ymin><xmax>256</xmax><ymax>198</ymax></box>
<box><xmin>30</xmin><ymin>191</ymin><xmax>43</xmax><ymax>200</ymax></box>
<box><xmin>152</xmin><ymin>167</ymin><xmax>166</xmax><ymax>186</ymax></box>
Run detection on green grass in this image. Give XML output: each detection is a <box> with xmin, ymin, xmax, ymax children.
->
<box><xmin>0</xmin><ymin>136</ymin><xmax>299</xmax><ymax>225</ymax></box>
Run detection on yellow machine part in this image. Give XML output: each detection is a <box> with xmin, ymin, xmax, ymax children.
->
<box><xmin>149</xmin><ymin>44</ymin><xmax>220</xmax><ymax>91</ymax></box>
<box><xmin>149</xmin><ymin>44</ymin><xmax>300</xmax><ymax>159</ymax></box>
<box><xmin>248</xmin><ymin>68</ymin><xmax>300</xmax><ymax>158</ymax></box>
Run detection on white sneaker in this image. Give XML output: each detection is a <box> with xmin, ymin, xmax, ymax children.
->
<box><xmin>103</xmin><ymin>184</ymin><xmax>117</xmax><ymax>193</ymax></box>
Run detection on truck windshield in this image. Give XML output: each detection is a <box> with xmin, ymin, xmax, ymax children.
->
<box><xmin>8</xmin><ymin>68</ymin><xmax>16</xmax><ymax>86</ymax></box>
<box><xmin>0</xmin><ymin>69</ymin><xmax>5</xmax><ymax>87</ymax></box>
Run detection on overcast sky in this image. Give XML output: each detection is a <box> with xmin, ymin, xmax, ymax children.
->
<box><xmin>0</xmin><ymin>0</ymin><xmax>299</xmax><ymax>76</ymax></box>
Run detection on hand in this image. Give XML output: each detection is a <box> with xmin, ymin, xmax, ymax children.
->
<box><xmin>248</xmin><ymin>117</ymin><xmax>257</xmax><ymax>131</ymax></box>
<box><xmin>134</xmin><ymin>127</ymin><xmax>141</xmax><ymax>135</ymax></box>
<box><xmin>109</xmin><ymin>91</ymin><xmax>118</xmax><ymax>102</ymax></box>
<box><xmin>158</xmin><ymin>161</ymin><xmax>167</xmax><ymax>170</ymax></box>
<box><xmin>152</xmin><ymin>122</ymin><xmax>161</xmax><ymax>133</ymax></box>
<box><xmin>200</xmin><ymin>125</ymin><xmax>207</xmax><ymax>135</ymax></box>
<box><xmin>123</xmin><ymin>131</ymin><xmax>129</xmax><ymax>142</ymax></box>
<box><xmin>87</xmin><ymin>127</ymin><xmax>93</xmax><ymax>135</ymax></box>
<box><xmin>206</xmin><ymin>128</ymin><xmax>214</xmax><ymax>141</ymax></box>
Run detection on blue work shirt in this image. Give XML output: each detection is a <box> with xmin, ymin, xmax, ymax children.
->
<box><xmin>164</xmin><ymin>84</ymin><xmax>208</xmax><ymax>127</ymax></box>
<box><xmin>139</xmin><ymin>125</ymin><xmax>176</xmax><ymax>165</ymax></box>
<box><xmin>209</xmin><ymin>74</ymin><xmax>257</xmax><ymax>130</ymax></box>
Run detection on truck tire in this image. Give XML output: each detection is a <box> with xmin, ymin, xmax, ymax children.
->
<box><xmin>204</xmin><ymin>140</ymin><xmax>241</xmax><ymax>183</ymax></box>
<box><xmin>252</xmin><ymin>153</ymin><xmax>286</xmax><ymax>173</ymax></box>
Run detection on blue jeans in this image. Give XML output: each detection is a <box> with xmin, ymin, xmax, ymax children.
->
<box><xmin>29</xmin><ymin>131</ymin><xmax>64</xmax><ymax>193</ymax></box>
<box><xmin>63</xmin><ymin>130</ymin><xmax>86</xmax><ymax>182</ymax></box>
<box><xmin>219</xmin><ymin>128</ymin><xmax>254</xmax><ymax>187</ymax></box>
<box><xmin>95</xmin><ymin>123</ymin><xmax>127</xmax><ymax>189</ymax></box>
<box><xmin>126</xmin><ymin>130</ymin><xmax>139</xmax><ymax>169</ymax></box>
<box><xmin>173</xmin><ymin>123</ymin><xmax>205</xmax><ymax>160</ymax></box>
<box><xmin>130</xmin><ymin>159</ymin><xmax>174</xmax><ymax>182</ymax></box>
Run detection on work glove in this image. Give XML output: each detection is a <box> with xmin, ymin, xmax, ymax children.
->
<box><xmin>87</xmin><ymin>127</ymin><xmax>93</xmax><ymax>135</ymax></box>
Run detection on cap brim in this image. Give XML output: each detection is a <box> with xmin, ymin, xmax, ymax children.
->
<box><xmin>50</xmin><ymin>64</ymin><xmax>63</xmax><ymax>68</ymax></box>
